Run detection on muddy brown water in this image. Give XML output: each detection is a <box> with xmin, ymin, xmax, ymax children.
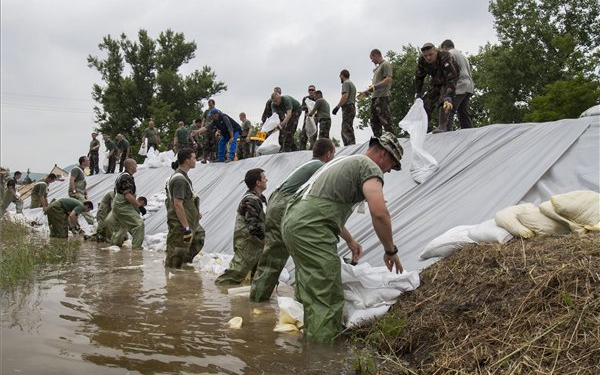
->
<box><xmin>1</xmin><ymin>241</ymin><xmax>353</xmax><ymax>374</ymax></box>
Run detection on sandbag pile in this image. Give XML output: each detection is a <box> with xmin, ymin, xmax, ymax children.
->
<box><xmin>420</xmin><ymin>190</ymin><xmax>599</xmax><ymax>260</ymax></box>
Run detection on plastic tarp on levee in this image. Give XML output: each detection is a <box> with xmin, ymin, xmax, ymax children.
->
<box><xmin>35</xmin><ymin>117</ymin><xmax>599</xmax><ymax>276</ymax></box>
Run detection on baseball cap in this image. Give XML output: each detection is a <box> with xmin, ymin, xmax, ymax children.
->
<box><xmin>92</xmin><ymin>132</ymin><xmax>98</xmax><ymax>135</ymax></box>
<box><xmin>421</xmin><ymin>42</ymin><xmax>435</xmax><ymax>51</ymax></box>
<box><xmin>369</xmin><ymin>132</ymin><xmax>403</xmax><ymax>170</ymax></box>
<box><xmin>209</xmin><ymin>108</ymin><xmax>219</xmax><ymax>115</ymax></box>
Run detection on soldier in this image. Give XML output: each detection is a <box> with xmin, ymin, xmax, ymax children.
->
<box><xmin>215</xmin><ymin>168</ymin><xmax>268</xmax><ymax>285</ymax></box>
<box><xmin>110</xmin><ymin>158</ymin><xmax>145</xmax><ymax>250</ymax></box>
<box><xmin>95</xmin><ymin>190</ymin><xmax>115</xmax><ymax>242</ymax></box>
<box><xmin>282</xmin><ymin>132</ymin><xmax>404</xmax><ymax>343</ymax></box>
<box><xmin>46</xmin><ymin>198</ymin><xmax>93</xmax><ymax>238</ymax></box>
<box><xmin>201</xmin><ymin>99</ymin><xmax>218</xmax><ymax>163</ymax></box>
<box><xmin>261</xmin><ymin>87</ymin><xmax>282</xmax><ymax>124</ymax></box>
<box><xmin>441</xmin><ymin>39</ymin><xmax>474</xmax><ymax>130</ymax></box>
<box><xmin>1</xmin><ymin>170</ymin><xmax>23</xmax><ymax>215</ymax></box>
<box><xmin>237</xmin><ymin>112</ymin><xmax>253</xmax><ymax>160</ymax></box>
<box><xmin>88</xmin><ymin>132</ymin><xmax>100</xmax><ymax>175</ymax></box>
<box><xmin>30</xmin><ymin>173</ymin><xmax>58</xmax><ymax>210</ymax></box>
<box><xmin>358</xmin><ymin>49</ymin><xmax>394</xmax><ymax>137</ymax></box>
<box><xmin>299</xmin><ymin>85</ymin><xmax>317</xmax><ymax>150</ymax></box>
<box><xmin>116</xmin><ymin>134</ymin><xmax>131</xmax><ymax>172</ymax></box>
<box><xmin>271</xmin><ymin>92</ymin><xmax>302</xmax><ymax>152</ymax></box>
<box><xmin>415</xmin><ymin>42</ymin><xmax>460</xmax><ymax>133</ymax></box>
<box><xmin>332</xmin><ymin>69</ymin><xmax>357</xmax><ymax>146</ymax></box>
<box><xmin>174</xmin><ymin>121</ymin><xmax>193</xmax><ymax>154</ymax></box>
<box><xmin>103</xmin><ymin>134</ymin><xmax>117</xmax><ymax>173</ymax></box>
<box><xmin>142</xmin><ymin>120</ymin><xmax>161</xmax><ymax>151</ymax></box>
<box><xmin>189</xmin><ymin>118</ymin><xmax>203</xmax><ymax>158</ymax></box>
<box><xmin>68</xmin><ymin>156</ymin><xmax>89</xmax><ymax>201</ymax></box>
<box><xmin>250</xmin><ymin>139</ymin><xmax>336</xmax><ymax>302</ymax></box>
<box><xmin>198</xmin><ymin>109</ymin><xmax>242</xmax><ymax>163</ymax></box>
<box><xmin>308</xmin><ymin>90</ymin><xmax>332</xmax><ymax>142</ymax></box>
<box><xmin>165</xmin><ymin>148</ymin><xmax>206</xmax><ymax>268</ymax></box>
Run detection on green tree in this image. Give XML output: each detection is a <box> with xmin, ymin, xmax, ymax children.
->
<box><xmin>88</xmin><ymin>29</ymin><xmax>226</xmax><ymax>150</ymax></box>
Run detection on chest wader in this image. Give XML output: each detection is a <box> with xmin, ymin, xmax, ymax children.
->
<box><xmin>111</xmin><ymin>193</ymin><xmax>145</xmax><ymax>249</ymax></box>
<box><xmin>47</xmin><ymin>200</ymin><xmax>69</xmax><ymax>238</ymax></box>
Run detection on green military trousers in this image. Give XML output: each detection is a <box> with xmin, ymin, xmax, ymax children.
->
<box><xmin>111</xmin><ymin>193</ymin><xmax>145</xmax><ymax>249</ymax></box>
<box><xmin>47</xmin><ymin>200</ymin><xmax>69</xmax><ymax>238</ymax></box>
<box><xmin>250</xmin><ymin>190</ymin><xmax>291</xmax><ymax>301</ymax></box>
<box><xmin>165</xmin><ymin>196</ymin><xmax>205</xmax><ymax>268</ymax></box>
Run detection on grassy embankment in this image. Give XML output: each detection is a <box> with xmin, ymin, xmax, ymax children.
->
<box><xmin>351</xmin><ymin>234</ymin><xmax>599</xmax><ymax>375</ymax></box>
<box><xmin>0</xmin><ymin>219</ymin><xmax>79</xmax><ymax>288</ymax></box>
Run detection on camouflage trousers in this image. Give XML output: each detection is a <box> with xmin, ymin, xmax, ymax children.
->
<box><xmin>237</xmin><ymin>138</ymin><xmax>251</xmax><ymax>160</ymax></box>
<box><xmin>423</xmin><ymin>90</ymin><xmax>450</xmax><ymax>132</ymax></box>
<box><xmin>298</xmin><ymin>115</ymin><xmax>310</xmax><ymax>151</ymax></box>
<box><xmin>341</xmin><ymin>103</ymin><xmax>356</xmax><ymax>146</ymax></box>
<box><xmin>370</xmin><ymin>96</ymin><xmax>394</xmax><ymax>137</ymax></box>
<box><xmin>203</xmin><ymin>130</ymin><xmax>218</xmax><ymax>161</ymax></box>
<box><xmin>89</xmin><ymin>153</ymin><xmax>99</xmax><ymax>175</ymax></box>
<box><xmin>279</xmin><ymin>109</ymin><xmax>301</xmax><ymax>152</ymax></box>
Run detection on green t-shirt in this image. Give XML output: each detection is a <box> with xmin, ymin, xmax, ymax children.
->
<box><xmin>271</xmin><ymin>95</ymin><xmax>301</xmax><ymax>116</ymax></box>
<box><xmin>372</xmin><ymin>60</ymin><xmax>393</xmax><ymax>98</ymax></box>
<box><xmin>89</xmin><ymin>139</ymin><xmax>100</xmax><ymax>154</ymax></box>
<box><xmin>240</xmin><ymin>119</ymin><xmax>252</xmax><ymax>136</ymax></box>
<box><xmin>175</xmin><ymin>126</ymin><xmax>191</xmax><ymax>145</ymax></box>
<box><xmin>144</xmin><ymin>127</ymin><xmax>160</xmax><ymax>144</ymax></box>
<box><xmin>313</xmin><ymin>98</ymin><xmax>331</xmax><ymax>121</ymax></box>
<box><xmin>31</xmin><ymin>181</ymin><xmax>48</xmax><ymax>204</ymax></box>
<box><xmin>279</xmin><ymin>159</ymin><xmax>325</xmax><ymax>195</ymax></box>
<box><xmin>169</xmin><ymin>170</ymin><xmax>194</xmax><ymax>200</ymax></box>
<box><xmin>117</xmin><ymin>138</ymin><xmax>130</xmax><ymax>152</ymax></box>
<box><xmin>70</xmin><ymin>166</ymin><xmax>86</xmax><ymax>193</ymax></box>
<box><xmin>60</xmin><ymin>197</ymin><xmax>84</xmax><ymax>215</ymax></box>
<box><xmin>341</xmin><ymin>80</ymin><xmax>357</xmax><ymax>106</ymax></box>
<box><xmin>105</xmin><ymin>139</ymin><xmax>116</xmax><ymax>152</ymax></box>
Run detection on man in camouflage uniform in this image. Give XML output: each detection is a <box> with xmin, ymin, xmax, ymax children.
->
<box><xmin>282</xmin><ymin>132</ymin><xmax>405</xmax><ymax>343</ymax></box>
<box><xmin>271</xmin><ymin>92</ymin><xmax>302</xmax><ymax>152</ymax></box>
<box><xmin>174</xmin><ymin>121</ymin><xmax>194</xmax><ymax>154</ymax></box>
<box><xmin>0</xmin><ymin>170</ymin><xmax>23</xmax><ymax>215</ymax></box>
<box><xmin>88</xmin><ymin>132</ymin><xmax>100</xmax><ymax>175</ymax></box>
<box><xmin>30</xmin><ymin>173</ymin><xmax>57</xmax><ymax>210</ymax></box>
<box><xmin>332</xmin><ymin>69</ymin><xmax>357</xmax><ymax>146</ymax></box>
<box><xmin>95</xmin><ymin>190</ymin><xmax>115</xmax><ymax>242</ymax></box>
<box><xmin>68</xmin><ymin>156</ymin><xmax>89</xmax><ymax>201</ymax></box>
<box><xmin>250</xmin><ymin>139</ymin><xmax>335</xmax><ymax>302</ymax></box>
<box><xmin>103</xmin><ymin>134</ymin><xmax>117</xmax><ymax>173</ymax></box>
<box><xmin>47</xmin><ymin>198</ymin><xmax>93</xmax><ymax>238</ymax></box>
<box><xmin>237</xmin><ymin>112</ymin><xmax>253</xmax><ymax>160</ymax></box>
<box><xmin>201</xmin><ymin>99</ymin><xmax>218</xmax><ymax>163</ymax></box>
<box><xmin>143</xmin><ymin>120</ymin><xmax>162</xmax><ymax>151</ymax></box>
<box><xmin>261</xmin><ymin>87</ymin><xmax>282</xmax><ymax>124</ymax></box>
<box><xmin>111</xmin><ymin>158</ymin><xmax>145</xmax><ymax>250</ymax></box>
<box><xmin>189</xmin><ymin>118</ymin><xmax>203</xmax><ymax>159</ymax></box>
<box><xmin>308</xmin><ymin>90</ymin><xmax>332</xmax><ymax>143</ymax></box>
<box><xmin>358</xmin><ymin>49</ymin><xmax>394</xmax><ymax>137</ymax></box>
<box><xmin>165</xmin><ymin>148</ymin><xmax>205</xmax><ymax>268</ymax></box>
<box><xmin>299</xmin><ymin>85</ymin><xmax>317</xmax><ymax>150</ymax></box>
<box><xmin>116</xmin><ymin>134</ymin><xmax>131</xmax><ymax>173</ymax></box>
<box><xmin>215</xmin><ymin>168</ymin><xmax>268</xmax><ymax>285</ymax></box>
<box><xmin>415</xmin><ymin>42</ymin><xmax>460</xmax><ymax>133</ymax></box>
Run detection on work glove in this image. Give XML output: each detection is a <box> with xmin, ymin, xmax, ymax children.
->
<box><xmin>139</xmin><ymin>206</ymin><xmax>147</xmax><ymax>216</ymax></box>
<box><xmin>443</xmin><ymin>100</ymin><xmax>453</xmax><ymax>113</ymax></box>
<box><xmin>332</xmin><ymin>106</ymin><xmax>340</xmax><ymax>115</ymax></box>
<box><xmin>183</xmin><ymin>227</ymin><xmax>193</xmax><ymax>243</ymax></box>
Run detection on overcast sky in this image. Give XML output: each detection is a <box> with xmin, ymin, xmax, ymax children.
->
<box><xmin>1</xmin><ymin>0</ymin><xmax>498</xmax><ymax>173</ymax></box>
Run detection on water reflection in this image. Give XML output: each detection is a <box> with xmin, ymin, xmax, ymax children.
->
<box><xmin>1</xmin><ymin>241</ymin><xmax>353</xmax><ymax>374</ymax></box>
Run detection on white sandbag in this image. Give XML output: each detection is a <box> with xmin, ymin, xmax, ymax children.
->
<box><xmin>551</xmin><ymin>190</ymin><xmax>600</xmax><ymax>231</ymax></box>
<box><xmin>146</xmin><ymin>148</ymin><xmax>163</xmax><ymax>168</ymax></box>
<box><xmin>102</xmin><ymin>152</ymin><xmax>109</xmax><ymax>172</ymax></box>
<box><xmin>274</xmin><ymin>296</ymin><xmax>303</xmax><ymax>332</ymax></box>
<box><xmin>467</xmin><ymin>219</ymin><xmax>513</xmax><ymax>244</ymax></box>
<box><xmin>343</xmin><ymin>303</ymin><xmax>390</xmax><ymax>328</ymax></box>
<box><xmin>539</xmin><ymin>201</ymin><xmax>586</xmax><ymax>235</ymax></box>
<box><xmin>257</xmin><ymin>130</ymin><xmax>281</xmax><ymax>155</ymax></box>
<box><xmin>138</xmin><ymin>139</ymin><xmax>148</xmax><ymax>156</ymax></box>
<box><xmin>261</xmin><ymin>113</ymin><xmax>280</xmax><ymax>133</ymax></box>
<box><xmin>305</xmin><ymin>115</ymin><xmax>317</xmax><ymax>138</ymax></box>
<box><xmin>516</xmin><ymin>205</ymin><xmax>570</xmax><ymax>236</ymax></box>
<box><xmin>495</xmin><ymin>203</ymin><xmax>536</xmax><ymax>238</ymax></box>
<box><xmin>398</xmin><ymin>99</ymin><xmax>439</xmax><ymax>183</ymax></box>
<box><xmin>420</xmin><ymin>225</ymin><xmax>477</xmax><ymax>259</ymax></box>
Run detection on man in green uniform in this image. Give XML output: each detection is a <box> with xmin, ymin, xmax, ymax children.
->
<box><xmin>261</xmin><ymin>87</ymin><xmax>282</xmax><ymax>124</ymax></box>
<box><xmin>165</xmin><ymin>148</ymin><xmax>206</xmax><ymax>268</ymax></box>
<box><xmin>88</xmin><ymin>132</ymin><xmax>100</xmax><ymax>175</ymax></box>
<box><xmin>103</xmin><ymin>134</ymin><xmax>117</xmax><ymax>173</ymax></box>
<box><xmin>308</xmin><ymin>90</ymin><xmax>332</xmax><ymax>143</ymax></box>
<box><xmin>46</xmin><ymin>198</ymin><xmax>93</xmax><ymax>238</ymax></box>
<box><xmin>282</xmin><ymin>132</ymin><xmax>405</xmax><ymax>343</ymax></box>
<box><xmin>30</xmin><ymin>173</ymin><xmax>57</xmax><ymax>210</ymax></box>
<box><xmin>116</xmin><ymin>134</ymin><xmax>131</xmax><ymax>173</ymax></box>
<box><xmin>250</xmin><ymin>139</ymin><xmax>336</xmax><ymax>302</ymax></box>
<box><xmin>174</xmin><ymin>121</ymin><xmax>194</xmax><ymax>154</ymax></box>
<box><xmin>201</xmin><ymin>99</ymin><xmax>218</xmax><ymax>163</ymax></box>
<box><xmin>237</xmin><ymin>112</ymin><xmax>253</xmax><ymax>160</ymax></box>
<box><xmin>358</xmin><ymin>49</ymin><xmax>395</xmax><ymax>137</ymax></box>
<box><xmin>95</xmin><ymin>190</ymin><xmax>115</xmax><ymax>242</ymax></box>
<box><xmin>189</xmin><ymin>118</ymin><xmax>203</xmax><ymax>158</ymax></box>
<box><xmin>1</xmin><ymin>171</ymin><xmax>23</xmax><ymax>215</ymax></box>
<box><xmin>271</xmin><ymin>91</ymin><xmax>302</xmax><ymax>152</ymax></box>
<box><xmin>299</xmin><ymin>85</ymin><xmax>317</xmax><ymax>150</ymax></box>
<box><xmin>69</xmin><ymin>156</ymin><xmax>89</xmax><ymax>201</ymax></box>
<box><xmin>143</xmin><ymin>120</ymin><xmax>161</xmax><ymax>151</ymax></box>
<box><xmin>111</xmin><ymin>158</ymin><xmax>145</xmax><ymax>250</ymax></box>
<box><xmin>215</xmin><ymin>168</ymin><xmax>268</xmax><ymax>285</ymax></box>
<box><xmin>332</xmin><ymin>69</ymin><xmax>357</xmax><ymax>146</ymax></box>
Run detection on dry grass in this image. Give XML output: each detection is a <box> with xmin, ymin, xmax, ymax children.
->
<box><xmin>351</xmin><ymin>234</ymin><xmax>600</xmax><ymax>374</ymax></box>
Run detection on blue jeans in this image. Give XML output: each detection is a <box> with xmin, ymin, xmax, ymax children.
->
<box><xmin>217</xmin><ymin>130</ymin><xmax>239</xmax><ymax>162</ymax></box>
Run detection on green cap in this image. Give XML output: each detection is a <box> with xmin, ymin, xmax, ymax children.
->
<box><xmin>370</xmin><ymin>132</ymin><xmax>403</xmax><ymax>170</ymax></box>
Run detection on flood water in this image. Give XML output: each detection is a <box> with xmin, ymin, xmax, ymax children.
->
<box><xmin>1</xmin><ymin>241</ymin><xmax>353</xmax><ymax>374</ymax></box>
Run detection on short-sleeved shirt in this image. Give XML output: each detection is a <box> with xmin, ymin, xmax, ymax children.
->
<box><xmin>169</xmin><ymin>170</ymin><xmax>194</xmax><ymax>200</ymax></box>
<box><xmin>271</xmin><ymin>95</ymin><xmax>301</xmax><ymax>117</ymax></box>
<box><xmin>105</xmin><ymin>139</ymin><xmax>116</xmax><ymax>152</ymax></box>
<box><xmin>89</xmin><ymin>139</ymin><xmax>100</xmax><ymax>154</ymax></box>
<box><xmin>117</xmin><ymin>138</ymin><xmax>130</xmax><ymax>152</ymax></box>
<box><xmin>70</xmin><ymin>166</ymin><xmax>86</xmax><ymax>193</ymax></box>
<box><xmin>114</xmin><ymin>171</ymin><xmax>136</xmax><ymax>195</ymax></box>
<box><xmin>31</xmin><ymin>181</ymin><xmax>48</xmax><ymax>199</ymax></box>
<box><xmin>341</xmin><ymin>80</ymin><xmax>357</xmax><ymax>106</ymax></box>
<box><xmin>144</xmin><ymin>127</ymin><xmax>160</xmax><ymax>145</ymax></box>
<box><xmin>279</xmin><ymin>159</ymin><xmax>325</xmax><ymax>195</ymax></box>
<box><xmin>240</xmin><ymin>119</ymin><xmax>252</xmax><ymax>137</ymax></box>
<box><xmin>60</xmin><ymin>197</ymin><xmax>84</xmax><ymax>215</ymax></box>
<box><xmin>313</xmin><ymin>98</ymin><xmax>331</xmax><ymax>121</ymax></box>
<box><xmin>175</xmin><ymin>126</ymin><xmax>191</xmax><ymax>145</ymax></box>
<box><xmin>372</xmin><ymin>60</ymin><xmax>393</xmax><ymax>98</ymax></box>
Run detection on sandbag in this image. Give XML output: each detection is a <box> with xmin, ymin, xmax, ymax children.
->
<box><xmin>138</xmin><ymin>138</ymin><xmax>148</xmax><ymax>156</ymax></box>
<box><xmin>261</xmin><ymin>113</ymin><xmax>280</xmax><ymax>133</ymax></box>
<box><xmin>516</xmin><ymin>205</ymin><xmax>570</xmax><ymax>236</ymax></box>
<box><xmin>146</xmin><ymin>148</ymin><xmax>162</xmax><ymax>168</ymax></box>
<box><xmin>398</xmin><ymin>99</ymin><xmax>439</xmax><ymax>183</ymax></box>
<box><xmin>257</xmin><ymin>130</ymin><xmax>280</xmax><ymax>155</ymax></box>
<box><xmin>539</xmin><ymin>201</ymin><xmax>587</xmax><ymax>235</ymax></box>
<box><xmin>467</xmin><ymin>219</ymin><xmax>513</xmax><ymax>244</ymax></box>
<box><xmin>420</xmin><ymin>225</ymin><xmax>477</xmax><ymax>259</ymax></box>
<box><xmin>551</xmin><ymin>190</ymin><xmax>600</xmax><ymax>231</ymax></box>
<box><xmin>305</xmin><ymin>115</ymin><xmax>317</xmax><ymax>138</ymax></box>
<box><xmin>274</xmin><ymin>296</ymin><xmax>303</xmax><ymax>332</ymax></box>
<box><xmin>495</xmin><ymin>203</ymin><xmax>536</xmax><ymax>238</ymax></box>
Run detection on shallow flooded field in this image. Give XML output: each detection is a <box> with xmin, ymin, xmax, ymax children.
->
<box><xmin>1</xmin><ymin>241</ymin><xmax>352</xmax><ymax>374</ymax></box>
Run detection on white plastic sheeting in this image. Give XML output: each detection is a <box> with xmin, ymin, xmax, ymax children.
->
<box><xmin>23</xmin><ymin>118</ymin><xmax>599</xmax><ymax>276</ymax></box>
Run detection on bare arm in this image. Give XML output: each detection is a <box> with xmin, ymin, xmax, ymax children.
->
<box><xmin>123</xmin><ymin>191</ymin><xmax>139</xmax><ymax>208</ymax></box>
<box><xmin>282</xmin><ymin>109</ymin><xmax>292</xmax><ymax>125</ymax></box>
<box><xmin>69</xmin><ymin>175</ymin><xmax>76</xmax><ymax>192</ymax></box>
<box><xmin>341</xmin><ymin>226</ymin><xmax>362</xmax><ymax>263</ymax></box>
<box><xmin>173</xmin><ymin>198</ymin><xmax>189</xmax><ymax>228</ymax></box>
<box><xmin>336</xmin><ymin>92</ymin><xmax>349</xmax><ymax>108</ymax></box>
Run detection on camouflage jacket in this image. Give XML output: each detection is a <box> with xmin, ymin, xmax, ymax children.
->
<box><xmin>237</xmin><ymin>189</ymin><xmax>267</xmax><ymax>240</ymax></box>
<box><xmin>415</xmin><ymin>50</ymin><xmax>460</xmax><ymax>101</ymax></box>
